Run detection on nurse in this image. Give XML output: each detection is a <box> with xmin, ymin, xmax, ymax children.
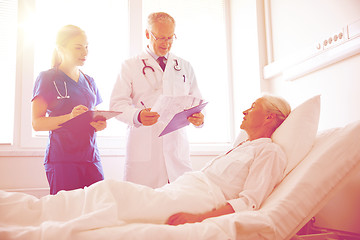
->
<box><xmin>32</xmin><ymin>25</ymin><xmax>106</xmax><ymax>195</ymax></box>
<box><xmin>110</xmin><ymin>12</ymin><xmax>205</xmax><ymax>188</ymax></box>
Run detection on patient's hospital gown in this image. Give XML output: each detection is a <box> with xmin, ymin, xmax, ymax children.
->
<box><xmin>0</xmin><ymin>138</ymin><xmax>286</xmax><ymax>236</ymax></box>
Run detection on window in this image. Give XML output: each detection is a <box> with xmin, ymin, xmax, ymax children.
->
<box><xmin>3</xmin><ymin>0</ymin><xmax>236</xmax><ymax>151</ymax></box>
<box><xmin>0</xmin><ymin>0</ymin><xmax>17</xmax><ymax>144</ymax></box>
<box><xmin>19</xmin><ymin>0</ymin><xmax>129</xmax><ymax>148</ymax></box>
<box><xmin>143</xmin><ymin>0</ymin><xmax>232</xmax><ymax>144</ymax></box>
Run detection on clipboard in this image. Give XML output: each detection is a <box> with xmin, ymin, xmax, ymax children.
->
<box><xmin>159</xmin><ymin>102</ymin><xmax>208</xmax><ymax>137</ymax></box>
<box><xmin>59</xmin><ymin>110</ymin><xmax>122</xmax><ymax>129</ymax></box>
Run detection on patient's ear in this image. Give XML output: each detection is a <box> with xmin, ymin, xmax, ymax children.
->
<box><xmin>265</xmin><ymin>113</ymin><xmax>276</xmax><ymax>123</ymax></box>
<box><xmin>266</xmin><ymin>113</ymin><xmax>276</xmax><ymax>119</ymax></box>
<box><xmin>264</xmin><ymin>113</ymin><xmax>278</xmax><ymax>130</ymax></box>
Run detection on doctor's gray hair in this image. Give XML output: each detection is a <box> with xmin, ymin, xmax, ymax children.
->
<box><xmin>51</xmin><ymin>25</ymin><xmax>86</xmax><ymax>68</ymax></box>
<box><xmin>147</xmin><ymin>12</ymin><xmax>176</xmax><ymax>30</ymax></box>
<box><xmin>261</xmin><ymin>94</ymin><xmax>291</xmax><ymax>129</ymax></box>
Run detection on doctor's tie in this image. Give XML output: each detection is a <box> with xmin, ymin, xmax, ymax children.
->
<box><xmin>158</xmin><ymin>57</ymin><xmax>166</xmax><ymax>71</ymax></box>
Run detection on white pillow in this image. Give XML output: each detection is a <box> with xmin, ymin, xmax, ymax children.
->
<box><xmin>272</xmin><ymin>95</ymin><xmax>321</xmax><ymax>175</ymax></box>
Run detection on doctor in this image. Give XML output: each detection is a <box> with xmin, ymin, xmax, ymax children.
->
<box><xmin>110</xmin><ymin>12</ymin><xmax>204</xmax><ymax>188</ymax></box>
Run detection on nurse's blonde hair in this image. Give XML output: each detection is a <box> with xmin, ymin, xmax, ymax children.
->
<box><xmin>261</xmin><ymin>94</ymin><xmax>291</xmax><ymax>129</ymax></box>
<box><xmin>147</xmin><ymin>12</ymin><xmax>176</xmax><ymax>31</ymax></box>
<box><xmin>51</xmin><ymin>25</ymin><xmax>86</xmax><ymax>68</ymax></box>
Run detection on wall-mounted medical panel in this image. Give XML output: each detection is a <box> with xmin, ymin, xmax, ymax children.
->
<box><xmin>263</xmin><ymin>18</ymin><xmax>360</xmax><ymax>81</ymax></box>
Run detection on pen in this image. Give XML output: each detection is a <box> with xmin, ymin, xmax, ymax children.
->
<box><xmin>140</xmin><ymin>101</ymin><xmax>148</xmax><ymax>110</ymax></box>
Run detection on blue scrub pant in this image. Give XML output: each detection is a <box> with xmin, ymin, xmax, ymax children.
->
<box><xmin>45</xmin><ymin>161</ymin><xmax>104</xmax><ymax>195</ymax></box>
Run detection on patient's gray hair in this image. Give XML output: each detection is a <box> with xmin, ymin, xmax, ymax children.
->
<box><xmin>261</xmin><ymin>94</ymin><xmax>291</xmax><ymax>129</ymax></box>
<box><xmin>147</xmin><ymin>12</ymin><xmax>176</xmax><ymax>30</ymax></box>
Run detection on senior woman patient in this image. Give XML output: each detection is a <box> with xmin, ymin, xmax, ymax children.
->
<box><xmin>166</xmin><ymin>94</ymin><xmax>291</xmax><ymax>225</ymax></box>
<box><xmin>0</xmin><ymin>94</ymin><xmax>291</xmax><ymax>228</ymax></box>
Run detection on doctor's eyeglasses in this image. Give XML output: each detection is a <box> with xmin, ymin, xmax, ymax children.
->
<box><xmin>149</xmin><ymin>31</ymin><xmax>177</xmax><ymax>43</ymax></box>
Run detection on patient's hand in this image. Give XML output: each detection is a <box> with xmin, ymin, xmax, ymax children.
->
<box><xmin>166</xmin><ymin>212</ymin><xmax>203</xmax><ymax>226</ymax></box>
<box><xmin>166</xmin><ymin>203</ymin><xmax>235</xmax><ymax>225</ymax></box>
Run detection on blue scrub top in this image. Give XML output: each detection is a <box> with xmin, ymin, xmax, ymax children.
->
<box><xmin>32</xmin><ymin>68</ymin><xmax>103</xmax><ymax>164</ymax></box>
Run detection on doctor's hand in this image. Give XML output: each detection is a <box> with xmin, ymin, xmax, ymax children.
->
<box><xmin>188</xmin><ymin>112</ymin><xmax>204</xmax><ymax>126</ymax></box>
<box><xmin>90</xmin><ymin>120</ymin><xmax>107</xmax><ymax>132</ymax></box>
<box><xmin>139</xmin><ymin>109</ymin><xmax>160</xmax><ymax>126</ymax></box>
<box><xmin>70</xmin><ymin>105</ymin><xmax>88</xmax><ymax>119</ymax></box>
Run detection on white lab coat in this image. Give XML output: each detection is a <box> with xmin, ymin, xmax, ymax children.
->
<box><xmin>110</xmin><ymin>50</ymin><xmax>203</xmax><ymax>188</ymax></box>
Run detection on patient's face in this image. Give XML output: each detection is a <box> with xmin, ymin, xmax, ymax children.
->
<box><xmin>240</xmin><ymin>98</ymin><xmax>268</xmax><ymax>131</ymax></box>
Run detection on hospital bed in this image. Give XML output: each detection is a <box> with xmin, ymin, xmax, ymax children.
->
<box><xmin>1</xmin><ymin>95</ymin><xmax>360</xmax><ymax>240</ymax></box>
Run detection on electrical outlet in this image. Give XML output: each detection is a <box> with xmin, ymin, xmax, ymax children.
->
<box><xmin>318</xmin><ymin>28</ymin><xmax>347</xmax><ymax>51</ymax></box>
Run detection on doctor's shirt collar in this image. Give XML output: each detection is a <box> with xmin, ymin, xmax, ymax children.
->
<box><xmin>146</xmin><ymin>45</ymin><xmax>169</xmax><ymax>60</ymax></box>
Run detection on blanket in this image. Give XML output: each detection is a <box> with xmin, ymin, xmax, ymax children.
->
<box><xmin>0</xmin><ymin>172</ymin><xmax>273</xmax><ymax>240</ymax></box>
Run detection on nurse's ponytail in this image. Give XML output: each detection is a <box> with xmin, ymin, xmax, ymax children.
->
<box><xmin>51</xmin><ymin>48</ymin><xmax>61</xmax><ymax>68</ymax></box>
<box><xmin>51</xmin><ymin>25</ymin><xmax>85</xmax><ymax>68</ymax></box>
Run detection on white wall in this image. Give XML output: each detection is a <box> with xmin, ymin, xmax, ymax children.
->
<box><xmin>262</xmin><ymin>0</ymin><xmax>360</xmax><ymax>234</ymax></box>
<box><xmin>262</xmin><ymin>0</ymin><xmax>360</xmax><ymax>130</ymax></box>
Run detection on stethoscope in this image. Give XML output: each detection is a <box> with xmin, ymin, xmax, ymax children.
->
<box><xmin>52</xmin><ymin>68</ymin><xmax>94</xmax><ymax>100</ymax></box>
<box><xmin>141</xmin><ymin>58</ymin><xmax>183</xmax><ymax>90</ymax></box>
<box><xmin>141</xmin><ymin>58</ymin><xmax>181</xmax><ymax>76</ymax></box>
<box><xmin>53</xmin><ymin>81</ymin><xmax>69</xmax><ymax>99</ymax></box>
<box><xmin>141</xmin><ymin>59</ymin><xmax>185</xmax><ymax>91</ymax></box>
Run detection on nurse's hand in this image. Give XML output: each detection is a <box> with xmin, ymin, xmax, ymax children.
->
<box><xmin>139</xmin><ymin>109</ymin><xmax>160</xmax><ymax>126</ymax></box>
<box><xmin>70</xmin><ymin>105</ymin><xmax>88</xmax><ymax>119</ymax></box>
<box><xmin>90</xmin><ymin>120</ymin><xmax>107</xmax><ymax>132</ymax></box>
<box><xmin>188</xmin><ymin>112</ymin><xmax>204</xmax><ymax>126</ymax></box>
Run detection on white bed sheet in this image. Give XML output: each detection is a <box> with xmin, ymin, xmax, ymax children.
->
<box><xmin>1</xmin><ymin>120</ymin><xmax>359</xmax><ymax>240</ymax></box>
